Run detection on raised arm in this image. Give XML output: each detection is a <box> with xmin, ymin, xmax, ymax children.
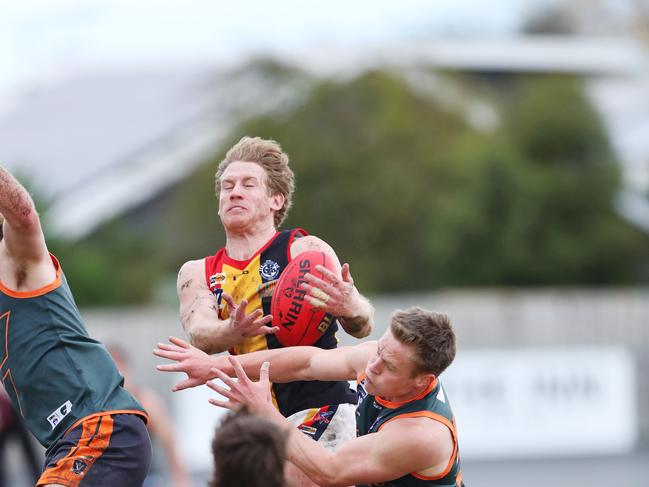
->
<box><xmin>177</xmin><ymin>260</ymin><xmax>276</xmax><ymax>354</ymax></box>
<box><xmin>290</xmin><ymin>235</ymin><xmax>374</xmax><ymax>338</ymax></box>
<box><xmin>0</xmin><ymin>167</ymin><xmax>54</xmax><ymax>288</ymax></box>
<box><xmin>154</xmin><ymin>336</ymin><xmax>375</xmax><ymax>391</ymax></box>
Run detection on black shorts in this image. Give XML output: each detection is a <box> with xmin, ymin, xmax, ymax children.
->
<box><xmin>37</xmin><ymin>412</ymin><xmax>151</xmax><ymax>487</ymax></box>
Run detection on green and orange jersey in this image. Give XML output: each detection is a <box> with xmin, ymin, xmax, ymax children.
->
<box><xmin>356</xmin><ymin>373</ymin><xmax>465</xmax><ymax>487</ymax></box>
<box><xmin>0</xmin><ymin>254</ymin><xmax>147</xmax><ymax>451</ymax></box>
<box><xmin>205</xmin><ymin>228</ymin><xmax>357</xmax><ymax>417</ymax></box>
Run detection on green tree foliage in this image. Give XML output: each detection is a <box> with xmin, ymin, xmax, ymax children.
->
<box><xmin>233</xmin><ymin>70</ymin><xmax>648</xmax><ymax>291</ymax></box>
<box><xmin>42</xmin><ymin>66</ymin><xmax>649</xmax><ymax>304</ymax></box>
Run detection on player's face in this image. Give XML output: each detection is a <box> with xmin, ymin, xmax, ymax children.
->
<box><xmin>218</xmin><ymin>161</ymin><xmax>283</xmax><ymax>231</ymax></box>
<box><xmin>363</xmin><ymin>330</ymin><xmax>433</xmax><ymax>402</ymax></box>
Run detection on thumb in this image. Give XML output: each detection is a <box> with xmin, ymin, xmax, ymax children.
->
<box><xmin>341</xmin><ymin>263</ymin><xmax>353</xmax><ymax>283</ymax></box>
<box><xmin>260</xmin><ymin>361</ymin><xmax>270</xmax><ymax>384</ymax></box>
<box><xmin>172</xmin><ymin>378</ymin><xmax>197</xmax><ymax>392</ymax></box>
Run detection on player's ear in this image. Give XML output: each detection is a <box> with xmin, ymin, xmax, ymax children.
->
<box><xmin>270</xmin><ymin>193</ymin><xmax>284</xmax><ymax>211</ymax></box>
<box><xmin>415</xmin><ymin>373</ymin><xmax>435</xmax><ymax>390</ymax></box>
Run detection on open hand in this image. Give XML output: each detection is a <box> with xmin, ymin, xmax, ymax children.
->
<box><xmin>301</xmin><ymin>262</ymin><xmax>358</xmax><ymax>316</ymax></box>
<box><xmin>222</xmin><ymin>293</ymin><xmax>279</xmax><ymax>339</ymax></box>
<box><xmin>206</xmin><ymin>356</ymin><xmax>273</xmax><ymax>414</ymax></box>
<box><xmin>154</xmin><ymin>336</ymin><xmax>218</xmax><ymax>391</ymax></box>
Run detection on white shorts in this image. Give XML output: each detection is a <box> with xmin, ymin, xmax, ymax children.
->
<box><xmin>286</xmin><ymin>403</ymin><xmax>357</xmax><ymax>451</ymax></box>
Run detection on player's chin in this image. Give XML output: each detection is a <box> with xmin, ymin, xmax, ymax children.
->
<box><xmin>363</xmin><ymin>375</ymin><xmax>378</xmax><ymax>395</ymax></box>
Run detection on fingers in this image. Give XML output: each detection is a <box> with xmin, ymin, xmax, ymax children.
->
<box><xmin>156</xmin><ymin>363</ymin><xmax>183</xmax><ymax>372</ymax></box>
<box><xmin>211</xmin><ymin>367</ymin><xmax>238</xmax><ymax>387</ymax></box>
<box><xmin>259</xmin><ymin>361</ymin><xmax>270</xmax><ymax>384</ymax></box>
<box><xmin>169</xmin><ymin>336</ymin><xmax>191</xmax><ymax>348</ymax></box>
<box><xmin>172</xmin><ymin>379</ymin><xmax>200</xmax><ymax>392</ymax></box>
<box><xmin>306</xmin><ymin>296</ymin><xmax>327</xmax><ymax>310</ymax></box>
<box><xmin>239</xmin><ymin>313</ymin><xmax>275</xmax><ymax>337</ymax></box>
<box><xmin>257</xmin><ymin>325</ymin><xmax>279</xmax><ymax>335</ymax></box>
<box><xmin>206</xmin><ymin>378</ymin><xmax>231</xmax><ymax>396</ymax></box>
<box><xmin>208</xmin><ymin>397</ymin><xmax>234</xmax><ymax>409</ymax></box>
<box><xmin>227</xmin><ymin>356</ymin><xmax>251</xmax><ymax>384</ymax></box>
<box><xmin>206</xmin><ymin>381</ymin><xmax>238</xmax><ymax>409</ymax></box>
<box><xmin>153</xmin><ymin>349</ymin><xmax>185</xmax><ymax>361</ymax></box>
<box><xmin>303</xmin><ymin>272</ymin><xmax>331</xmax><ymax>291</ymax></box>
<box><xmin>234</xmin><ymin>299</ymin><xmax>249</xmax><ymax>321</ymax></box>
<box><xmin>314</xmin><ymin>265</ymin><xmax>341</xmax><ymax>285</ymax></box>
<box><xmin>341</xmin><ymin>263</ymin><xmax>354</xmax><ymax>285</ymax></box>
<box><xmin>222</xmin><ymin>292</ymin><xmax>236</xmax><ymax>309</ymax></box>
<box><xmin>310</xmin><ymin>287</ymin><xmax>330</xmax><ymax>303</ymax></box>
<box><xmin>155</xmin><ymin>343</ymin><xmax>184</xmax><ymax>353</ymax></box>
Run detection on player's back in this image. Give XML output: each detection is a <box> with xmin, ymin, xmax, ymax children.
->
<box><xmin>0</xmin><ymin>255</ymin><xmax>145</xmax><ymax>449</ymax></box>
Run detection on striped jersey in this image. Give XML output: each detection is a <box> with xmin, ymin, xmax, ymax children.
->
<box><xmin>205</xmin><ymin>228</ymin><xmax>357</xmax><ymax>417</ymax></box>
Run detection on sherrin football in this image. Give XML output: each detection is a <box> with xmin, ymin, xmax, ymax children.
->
<box><xmin>271</xmin><ymin>251</ymin><xmax>336</xmax><ymax>346</ymax></box>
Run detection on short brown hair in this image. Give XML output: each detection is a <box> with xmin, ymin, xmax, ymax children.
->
<box><xmin>215</xmin><ymin>136</ymin><xmax>295</xmax><ymax>227</ymax></box>
<box><xmin>390</xmin><ymin>307</ymin><xmax>456</xmax><ymax>377</ymax></box>
<box><xmin>210</xmin><ymin>407</ymin><xmax>288</xmax><ymax>487</ymax></box>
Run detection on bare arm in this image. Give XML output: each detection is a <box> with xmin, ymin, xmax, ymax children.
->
<box><xmin>0</xmin><ymin>167</ymin><xmax>54</xmax><ymax>288</ymax></box>
<box><xmin>154</xmin><ymin>336</ymin><xmax>375</xmax><ymax>390</ymax></box>
<box><xmin>177</xmin><ymin>260</ymin><xmax>276</xmax><ymax>354</ymax></box>
<box><xmin>291</xmin><ymin>235</ymin><xmax>374</xmax><ymax>338</ymax></box>
<box><xmin>208</xmin><ymin>358</ymin><xmax>455</xmax><ymax>487</ymax></box>
<box><xmin>285</xmin><ymin>416</ymin><xmax>455</xmax><ymax>487</ymax></box>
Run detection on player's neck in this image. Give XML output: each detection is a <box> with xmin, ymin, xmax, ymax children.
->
<box><xmin>380</xmin><ymin>379</ymin><xmax>435</xmax><ymax>404</ymax></box>
<box><xmin>225</xmin><ymin>224</ymin><xmax>277</xmax><ymax>261</ymax></box>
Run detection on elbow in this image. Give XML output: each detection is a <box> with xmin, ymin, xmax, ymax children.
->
<box><xmin>312</xmin><ymin>473</ymin><xmax>347</xmax><ymax>487</ymax></box>
<box><xmin>187</xmin><ymin>326</ymin><xmax>226</xmax><ymax>355</ymax></box>
<box><xmin>341</xmin><ymin>318</ymin><xmax>373</xmax><ymax>339</ymax></box>
<box><xmin>9</xmin><ymin>203</ymin><xmax>40</xmax><ymax>232</ymax></box>
<box><xmin>187</xmin><ymin>329</ymin><xmax>212</xmax><ymax>354</ymax></box>
<box><xmin>352</xmin><ymin>322</ymin><xmax>372</xmax><ymax>339</ymax></box>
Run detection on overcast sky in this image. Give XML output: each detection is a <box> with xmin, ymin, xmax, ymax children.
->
<box><xmin>0</xmin><ymin>0</ymin><xmax>560</xmax><ymax>96</ymax></box>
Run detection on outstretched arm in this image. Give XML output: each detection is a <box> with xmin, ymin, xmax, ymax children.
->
<box><xmin>0</xmin><ymin>167</ymin><xmax>48</xmax><ymax>262</ymax></box>
<box><xmin>177</xmin><ymin>260</ymin><xmax>277</xmax><ymax>354</ymax></box>
<box><xmin>208</xmin><ymin>358</ymin><xmax>456</xmax><ymax>487</ymax></box>
<box><xmin>291</xmin><ymin>235</ymin><xmax>374</xmax><ymax>338</ymax></box>
<box><xmin>0</xmin><ymin>167</ymin><xmax>54</xmax><ymax>290</ymax></box>
<box><xmin>154</xmin><ymin>336</ymin><xmax>374</xmax><ymax>390</ymax></box>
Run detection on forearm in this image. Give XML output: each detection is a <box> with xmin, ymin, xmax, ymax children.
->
<box><xmin>185</xmin><ymin>314</ymin><xmax>239</xmax><ymax>354</ymax></box>
<box><xmin>221</xmin><ymin>346</ymin><xmax>318</xmax><ymax>383</ymax></box>
<box><xmin>0</xmin><ymin>167</ymin><xmax>38</xmax><ymax>228</ymax></box>
<box><xmin>339</xmin><ymin>291</ymin><xmax>374</xmax><ymax>338</ymax></box>
<box><xmin>283</xmin><ymin>422</ymin><xmax>345</xmax><ymax>487</ymax></box>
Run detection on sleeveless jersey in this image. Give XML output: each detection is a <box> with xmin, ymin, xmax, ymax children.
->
<box><xmin>205</xmin><ymin>228</ymin><xmax>357</xmax><ymax>417</ymax></box>
<box><xmin>0</xmin><ymin>254</ymin><xmax>146</xmax><ymax>450</ymax></box>
<box><xmin>356</xmin><ymin>374</ymin><xmax>464</xmax><ymax>487</ymax></box>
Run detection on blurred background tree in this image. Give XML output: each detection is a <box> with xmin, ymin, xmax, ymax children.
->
<box><xmin>42</xmin><ymin>63</ymin><xmax>649</xmax><ymax>304</ymax></box>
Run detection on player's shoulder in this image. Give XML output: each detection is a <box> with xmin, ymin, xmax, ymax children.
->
<box><xmin>177</xmin><ymin>258</ymin><xmax>207</xmax><ymax>284</ymax></box>
<box><xmin>383</xmin><ymin>411</ymin><xmax>454</xmax><ymax>445</ymax></box>
<box><xmin>290</xmin><ymin>234</ymin><xmax>335</xmax><ymax>258</ymax></box>
<box><xmin>179</xmin><ymin>258</ymin><xmax>205</xmax><ymax>273</ymax></box>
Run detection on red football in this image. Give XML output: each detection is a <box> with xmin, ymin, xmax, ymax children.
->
<box><xmin>271</xmin><ymin>251</ymin><xmax>337</xmax><ymax>346</ymax></box>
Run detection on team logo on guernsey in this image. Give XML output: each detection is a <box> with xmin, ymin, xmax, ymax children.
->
<box><xmin>209</xmin><ymin>273</ymin><xmax>227</xmax><ymax>287</ymax></box>
<box><xmin>46</xmin><ymin>400</ymin><xmax>72</xmax><ymax>430</ymax></box>
<box><xmin>72</xmin><ymin>459</ymin><xmax>88</xmax><ymax>475</ymax></box>
<box><xmin>260</xmin><ymin>259</ymin><xmax>281</xmax><ymax>280</ymax></box>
